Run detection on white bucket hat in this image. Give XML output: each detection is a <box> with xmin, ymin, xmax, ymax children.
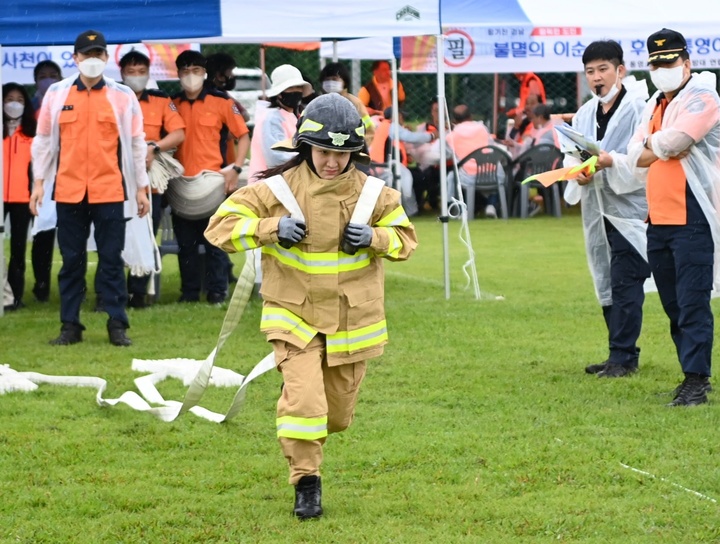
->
<box><xmin>266</xmin><ymin>64</ymin><xmax>311</xmax><ymax>97</ymax></box>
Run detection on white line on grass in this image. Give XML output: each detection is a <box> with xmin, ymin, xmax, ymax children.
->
<box><xmin>619</xmin><ymin>462</ymin><xmax>717</xmax><ymax>504</ymax></box>
<box><xmin>385</xmin><ymin>269</ymin><xmax>445</xmax><ymax>286</ymax></box>
<box><xmin>384</xmin><ymin>269</ymin><xmax>504</xmax><ymax>301</ymax></box>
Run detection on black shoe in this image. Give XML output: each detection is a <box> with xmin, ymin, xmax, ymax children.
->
<box><xmin>93</xmin><ymin>298</ymin><xmax>106</xmax><ymax>313</ymax></box>
<box><xmin>585</xmin><ymin>361</ymin><xmax>608</xmax><ymax>374</ymax></box>
<box><xmin>293</xmin><ymin>475</ymin><xmax>323</xmax><ymax>520</ymax></box>
<box><xmin>127</xmin><ymin>294</ymin><xmax>147</xmax><ymax>309</ymax></box>
<box><xmin>50</xmin><ymin>323</ymin><xmax>83</xmax><ymax>345</ymax></box>
<box><xmin>597</xmin><ymin>363</ymin><xmax>637</xmax><ymax>378</ymax></box>
<box><xmin>671</xmin><ymin>381</ymin><xmax>713</xmax><ymax>396</ymax></box>
<box><xmin>33</xmin><ymin>283</ymin><xmax>50</xmax><ymax>303</ymax></box>
<box><xmin>668</xmin><ymin>375</ymin><xmax>710</xmax><ymax>406</ymax></box>
<box><xmin>107</xmin><ymin>319</ymin><xmax>132</xmax><ymax>347</ymax></box>
<box><xmin>177</xmin><ymin>294</ymin><xmax>200</xmax><ymax>303</ymax></box>
<box><xmin>3</xmin><ymin>300</ymin><xmax>25</xmax><ymax>312</ymax></box>
<box><xmin>207</xmin><ymin>292</ymin><xmax>226</xmax><ymax>305</ymax></box>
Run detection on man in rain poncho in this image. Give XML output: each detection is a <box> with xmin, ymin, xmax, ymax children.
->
<box><xmin>563</xmin><ymin>40</ymin><xmax>651</xmax><ymax>378</ymax></box>
<box><xmin>627</xmin><ymin>29</ymin><xmax>720</xmax><ymax>406</ymax></box>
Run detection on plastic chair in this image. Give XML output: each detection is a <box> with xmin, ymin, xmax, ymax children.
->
<box><xmin>512</xmin><ymin>144</ymin><xmax>565</xmax><ymax>218</ymax></box>
<box><xmin>455</xmin><ymin>145</ymin><xmax>512</xmax><ymax>219</ymax></box>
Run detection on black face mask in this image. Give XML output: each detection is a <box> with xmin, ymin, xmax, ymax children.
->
<box><xmin>222</xmin><ymin>76</ymin><xmax>236</xmax><ymax>91</ymax></box>
<box><xmin>279</xmin><ymin>91</ymin><xmax>303</xmax><ymax>109</ymax></box>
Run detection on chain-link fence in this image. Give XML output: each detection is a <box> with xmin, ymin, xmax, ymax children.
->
<box><xmin>197</xmin><ymin>44</ymin><xmax>581</xmax><ymax>137</ymax></box>
<box><xmin>166</xmin><ymin>43</ymin><xmax>720</xmax><ymax>137</ymax></box>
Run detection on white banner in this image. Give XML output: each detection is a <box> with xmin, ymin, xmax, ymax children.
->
<box><xmin>2</xmin><ymin>43</ymin><xmax>198</xmax><ymax>84</ymax></box>
<box><xmin>398</xmin><ymin>28</ymin><xmax>720</xmax><ymax>73</ymax></box>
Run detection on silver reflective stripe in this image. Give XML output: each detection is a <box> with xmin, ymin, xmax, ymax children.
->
<box><xmin>271</xmin><ymin>245</ymin><xmax>338</xmax><ymax>267</ymax></box>
<box><xmin>277</xmin><ymin>422</ymin><xmax>327</xmax><ymax>434</ymax></box>
<box><xmin>237</xmin><ymin>219</ymin><xmax>257</xmax><ymax>250</ymax></box>
<box><xmin>338</xmin><ymin>252</ymin><xmax>370</xmax><ymax>265</ymax></box>
<box><xmin>261</xmin><ymin>313</ymin><xmax>299</xmax><ymax>327</ymax></box>
<box><xmin>327</xmin><ymin>325</ymin><xmax>388</xmax><ymax>347</ymax></box>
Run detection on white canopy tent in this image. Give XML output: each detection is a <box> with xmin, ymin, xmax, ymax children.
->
<box><xmin>0</xmin><ymin>1</ymin><xmax>442</xmax><ymax>315</ymax></box>
<box><xmin>318</xmin><ymin>0</ymin><xmax>720</xmax><ymax>298</ymax></box>
<box><xmin>322</xmin><ymin>0</ymin><xmax>720</xmax><ymax>73</ymax></box>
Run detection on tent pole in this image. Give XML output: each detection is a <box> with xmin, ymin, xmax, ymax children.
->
<box><xmin>260</xmin><ymin>46</ymin><xmax>267</xmax><ymax>97</ymax></box>
<box><xmin>332</xmin><ymin>40</ymin><xmax>338</xmax><ymax>63</ymax></box>
<box><xmin>436</xmin><ymin>34</ymin><xmax>450</xmax><ymax>299</ymax></box>
<box><xmin>390</xmin><ymin>56</ymin><xmax>400</xmax><ymax>193</ymax></box>
<box><xmin>0</xmin><ymin>44</ymin><xmax>5</xmax><ymax>317</ymax></box>
<box><xmin>492</xmin><ymin>73</ymin><xmax>499</xmax><ymax>136</ymax></box>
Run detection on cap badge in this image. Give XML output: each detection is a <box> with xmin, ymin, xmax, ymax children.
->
<box><xmin>88</xmin><ymin>34</ymin><xmax>97</xmax><ymax>41</ymax></box>
<box><xmin>328</xmin><ymin>132</ymin><xmax>350</xmax><ymax>146</ymax></box>
<box><xmin>654</xmin><ymin>39</ymin><xmax>666</xmax><ymax>46</ymax></box>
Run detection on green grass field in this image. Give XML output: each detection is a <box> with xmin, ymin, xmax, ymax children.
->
<box><xmin>1</xmin><ymin>214</ymin><xmax>719</xmax><ymax>543</ymax></box>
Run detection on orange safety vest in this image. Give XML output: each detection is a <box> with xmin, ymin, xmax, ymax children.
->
<box><xmin>369</xmin><ymin>120</ymin><xmax>407</xmax><ymax>166</ymax></box>
<box><xmin>518</xmin><ymin>73</ymin><xmax>546</xmax><ymax>112</ymax></box>
<box><xmin>646</xmin><ymin>98</ymin><xmax>687</xmax><ymax>225</ymax></box>
<box><xmin>3</xmin><ymin>129</ymin><xmax>33</xmax><ymax>204</ymax></box>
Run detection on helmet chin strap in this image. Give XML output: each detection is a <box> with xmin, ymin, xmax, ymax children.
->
<box><xmin>298</xmin><ymin>145</ymin><xmax>319</xmax><ymax>176</ymax></box>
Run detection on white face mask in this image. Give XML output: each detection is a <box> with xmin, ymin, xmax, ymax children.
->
<box><xmin>591</xmin><ymin>68</ymin><xmax>621</xmax><ymax>105</ymax></box>
<box><xmin>181</xmin><ymin>73</ymin><xmax>205</xmax><ymax>94</ymax></box>
<box><xmin>650</xmin><ymin>64</ymin><xmax>686</xmax><ymax>93</ymax></box>
<box><xmin>78</xmin><ymin>57</ymin><xmax>107</xmax><ymax>79</ymax></box>
<box><xmin>4</xmin><ymin>101</ymin><xmax>24</xmax><ymax>119</ymax></box>
<box><xmin>123</xmin><ymin>75</ymin><xmax>149</xmax><ymax>93</ymax></box>
<box><xmin>322</xmin><ymin>80</ymin><xmax>344</xmax><ymax>94</ymax></box>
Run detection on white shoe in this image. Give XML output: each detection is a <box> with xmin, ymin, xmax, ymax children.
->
<box><xmin>485</xmin><ymin>204</ymin><xmax>498</xmax><ymax>219</ymax></box>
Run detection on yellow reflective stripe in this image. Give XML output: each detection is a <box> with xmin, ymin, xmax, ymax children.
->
<box><xmin>261</xmin><ymin>307</ymin><xmax>317</xmax><ymax>344</ymax></box>
<box><xmin>262</xmin><ymin>244</ymin><xmax>370</xmax><ymax>274</ymax></box>
<box><xmin>376</xmin><ymin>227</ymin><xmax>402</xmax><ymax>258</ymax></box>
<box><xmin>215</xmin><ymin>201</ymin><xmax>259</xmax><ymax>219</ymax></box>
<box><xmin>326</xmin><ymin>320</ymin><xmax>388</xmax><ymax>354</ymax></box>
<box><xmin>375</xmin><ymin>205</ymin><xmax>410</xmax><ymax>227</ymax></box>
<box><xmin>299</xmin><ymin>119</ymin><xmax>323</xmax><ymax>133</ymax></box>
<box><xmin>277</xmin><ymin>415</ymin><xmax>328</xmax><ymax>440</ymax></box>
<box><xmin>361</xmin><ymin>114</ymin><xmax>373</xmax><ymax>129</ymax></box>
<box><xmin>230</xmin><ymin>218</ymin><xmax>260</xmax><ymax>251</ymax></box>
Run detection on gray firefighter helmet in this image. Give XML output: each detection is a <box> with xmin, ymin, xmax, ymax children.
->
<box><xmin>292</xmin><ymin>93</ymin><xmax>365</xmax><ymax>152</ymax></box>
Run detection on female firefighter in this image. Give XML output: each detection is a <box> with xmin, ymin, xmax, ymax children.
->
<box><xmin>205</xmin><ymin>93</ymin><xmax>417</xmax><ymax>520</ymax></box>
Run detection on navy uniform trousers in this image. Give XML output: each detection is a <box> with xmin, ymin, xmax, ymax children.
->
<box><xmin>646</xmin><ymin>187</ymin><xmax>713</xmax><ymax>377</ymax></box>
<box><xmin>602</xmin><ymin>219</ymin><xmax>651</xmax><ymax>368</ymax></box>
<box><xmin>56</xmin><ymin>198</ymin><xmax>129</xmax><ymax>327</ymax></box>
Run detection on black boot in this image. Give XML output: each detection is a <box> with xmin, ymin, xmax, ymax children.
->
<box><xmin>49</xmin><ymin>323</ymin><xmax>84</xmax><ymax>345</ymax></box>
<box><xmin>107</xmin><ymin>319</ymin><xmax>132</xmax><ymax>347</ymax></box>
<box><xmin>293</xmin><ymin>475</ymin><xmax>322</xmax><ymax>520</ymax></box>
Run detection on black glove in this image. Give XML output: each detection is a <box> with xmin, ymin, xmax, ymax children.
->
<box><xmin>342</xmin><ymin>223</ymin><xmax>373</xmax><ymax>254</ymax></box>
<box><xmin>277</xmin><ymin>216</ymin><xmax>306</xmax><ymax>248</ymax></box>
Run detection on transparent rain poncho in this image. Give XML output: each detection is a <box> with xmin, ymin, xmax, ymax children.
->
<box><xmin>626</xmin><ymin>71</ymin><xmax>720</xmax><ymax>290</ymax></box>
<box><xmin>563</xmin><ymin>76</ymin><xmax>650</xmax><ymax>305</ymax></box>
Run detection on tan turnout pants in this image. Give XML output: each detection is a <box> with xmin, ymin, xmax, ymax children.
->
<box><xmin>273</xmin><ymin>335</ymin><xmax>367</xmax><ymax>485</ymax></box>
